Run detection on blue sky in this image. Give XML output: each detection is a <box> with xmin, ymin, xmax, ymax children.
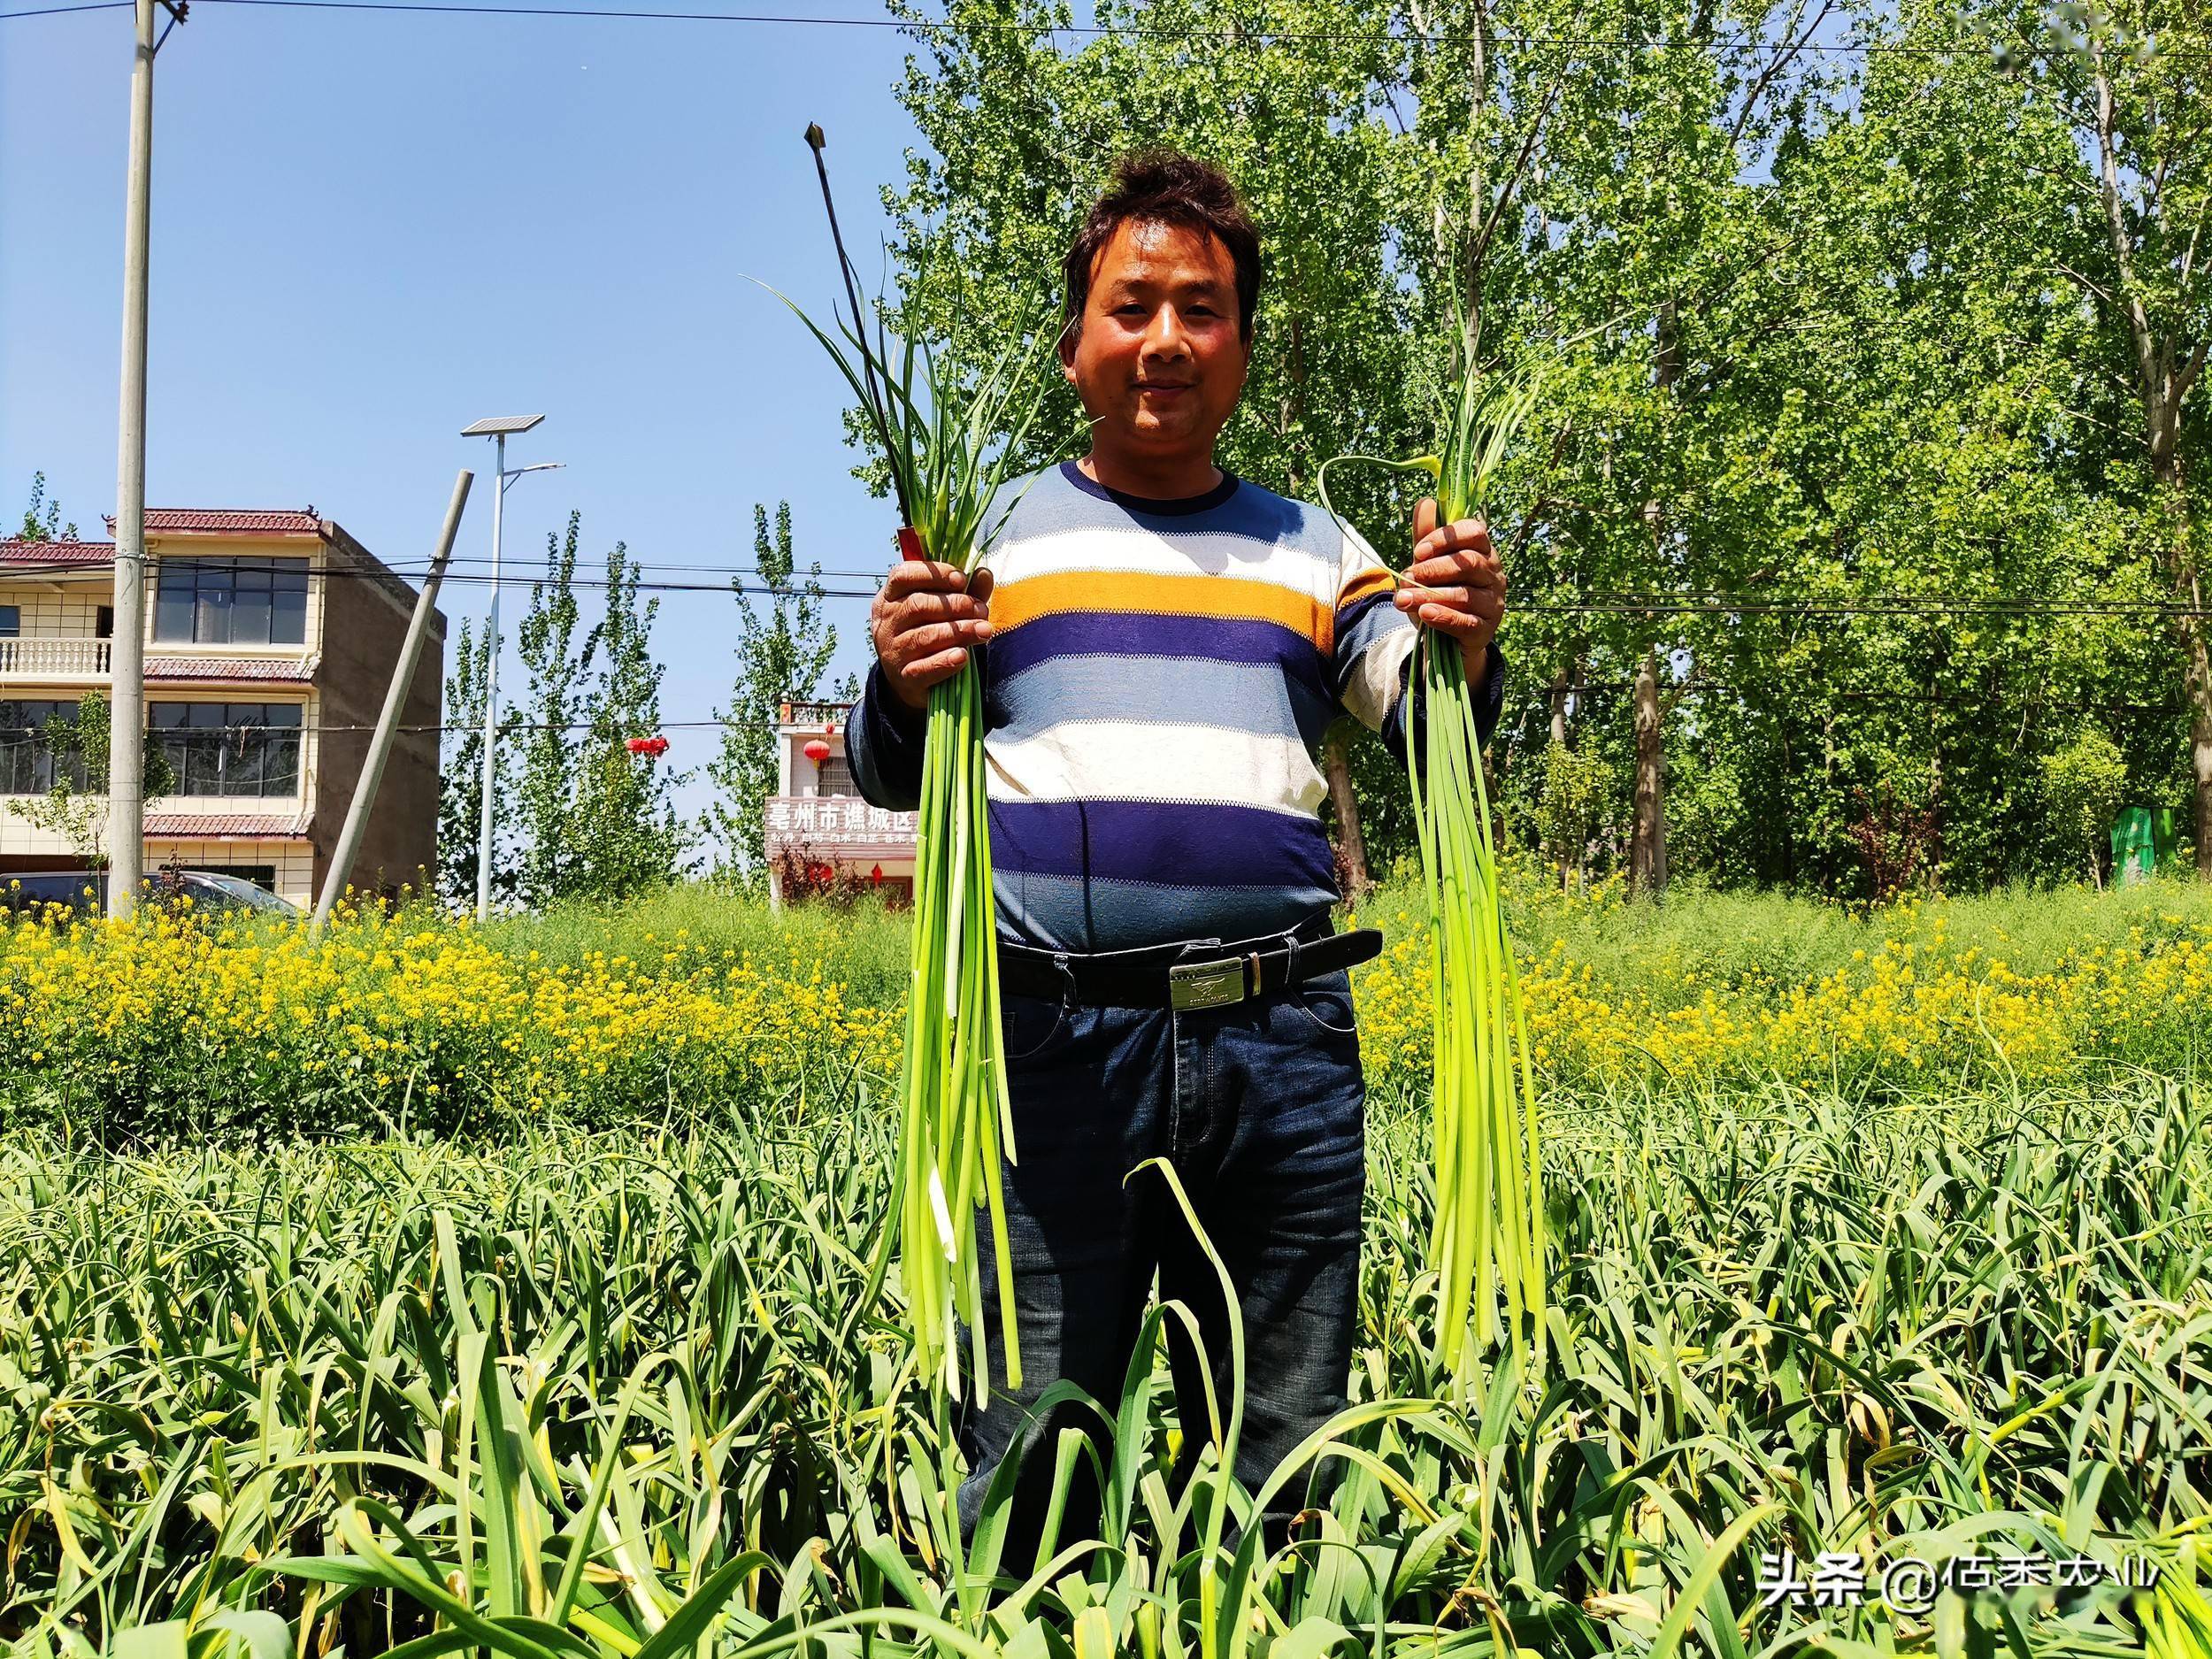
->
<box><xmin>0</xmin><ymin>0</ymin><xmax>932</xmax><ymax>827</ymax></box>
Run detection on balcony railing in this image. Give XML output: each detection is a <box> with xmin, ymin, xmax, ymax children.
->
<box><xmin>0</xmin><ymin>638</ymin><xmax>319</xmax><ymax>684</ymax></box>
<box><xmin>0</xmin><ymin>637</ymin><xmax>111</xmax><ymax>678</ymax></box>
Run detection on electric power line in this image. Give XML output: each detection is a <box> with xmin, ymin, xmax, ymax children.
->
<box><xmin>0</xmin><ymin>664</ymin><xmax>2192</xmax><ymax>741</ymax></box>
<box><xmin>1514</xmin><ymin>678</ymin><xmax>2184</xmax><ymax>711</ymax></box>
<box><xmin>4</xmin><ymin>0</ymin><xmax>2200</xmax><ymax>69</ymax></box>
<box><xmin>7</xmin><ymin>549</ymin><xmax>2212</xmax><ymax>618</ymax></box>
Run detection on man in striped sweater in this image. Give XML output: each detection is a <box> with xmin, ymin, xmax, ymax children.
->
<box><xmin>847</xmin><ymin>151</ymin><xmax>1507</xmax><ymax>1548</ymax></box>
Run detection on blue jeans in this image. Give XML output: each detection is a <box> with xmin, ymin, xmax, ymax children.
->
<box><xmin>954</xmin><ymin>964</ymin><xmax>1368</xmax><ymax>1552</ymax></box>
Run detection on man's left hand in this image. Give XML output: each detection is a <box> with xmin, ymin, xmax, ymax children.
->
<box><xmin>1397</xmin><ymin>497</ymin><xmax>1505</xmax><ymax>683</ymax></box>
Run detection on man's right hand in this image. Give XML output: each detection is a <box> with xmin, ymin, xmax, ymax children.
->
<box><xmin>870</xmin><ymin>558</ymin><xmax>995</xmax><ymax>713</ymax></box>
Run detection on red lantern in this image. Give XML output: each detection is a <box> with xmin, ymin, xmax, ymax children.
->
<box><xmin>803</xmin><ymin>738</ymin><xmax>832</xmax><ymax>765</ymax></box>
<box><xmin>625</xmin><ymin>737</ymin><xmax>648</xmax><ymax>755</ymax></box>
<box><xmin>871</xmin><ymin>864</ymin><xmax>883</xmax><ymax>884</ymax></box>
<box><xmin>626</xmin><ymin>735</ymin><xmax>670</xmax><ymax>757</ymax></box>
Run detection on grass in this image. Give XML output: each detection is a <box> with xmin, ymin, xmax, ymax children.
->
<box><xmin>5</xmin><ymin>872</ymin><xmax>2212</xmax><ymax>1144</ymax></box>
<box><xmin>480</xmin><ymin>883</ymin><xmax>913</xmax><ymax>1010</ymax></box>
<box><xmin>1350</xmin><ymin>861</ymin><xmax>2212</xmax><ymax>1005</ymax></box>
<box><xmin>371</xmin><ymin>861</ymin><xmax>2212</xmax><ymax>1037</ymax></box>
<box><xmin>252</xmin><ymin>866</ymin><xmax>2212</xmax><ymax>1036</ymax></box>
<box><xmin>2</xmin><ymin>1064</ymin><xmax>2206</xmax><ymax>1655</ymax></box>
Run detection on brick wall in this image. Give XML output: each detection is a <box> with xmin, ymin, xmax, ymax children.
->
<box><xmin>310</xmin><ymin>556</ymin><xmax>443</xmax><ymax>902</ymax></box>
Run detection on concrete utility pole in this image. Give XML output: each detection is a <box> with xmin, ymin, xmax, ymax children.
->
<box><xmin>105</xmin><ymin>0</ymin><xmax>187</xmax><ymax>920</ymax></box>
<box><xmin>311</xmin><ymin>470</ymin><xmax>472</xmax><ymax>934</ymax></box>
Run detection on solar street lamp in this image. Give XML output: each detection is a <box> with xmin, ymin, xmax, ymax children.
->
<box><xmin>460</xmin><ymin>414</ymin><xmax>562</xmax><ymax>923</ymax></box>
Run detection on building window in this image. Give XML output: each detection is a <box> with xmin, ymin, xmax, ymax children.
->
<box><xmin>0</xmin><ymin>700</ymin><xmax>91</xmax><ymax>795</ymax></box>
<box><xmin>154</xmin><ymin>557</ymin><xmax>308</xmax><ymax>646</ymax></box>
<box><xmin>0</xmin><ymin>607</ymin><xmax>19</xmax><ymax>639</ymax></box>
<box><xmin>96</xmin><ymin>606</ymin><xmax>113</xmax><ymax>641</ymax></box>
<box><xmin>150</xmin><ymin>702</ymin><xmax>303</xmax><ymax>796</ymax></box>
<box><xmin>817</xmin><ymin>757</ymin><xmax>856</xmax><ymax>797</ymax></box>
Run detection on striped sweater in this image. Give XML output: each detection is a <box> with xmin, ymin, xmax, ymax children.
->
<box><xmin>846</xmin><ymin>461</ymin><xmax>1506</xmax><ymax>953</ymax></box>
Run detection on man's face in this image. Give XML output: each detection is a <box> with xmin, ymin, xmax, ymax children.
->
<box><xmin>1062</xmin><ymin>219</ymin><xmax>1251</xmax><ymax>465</ymax></box>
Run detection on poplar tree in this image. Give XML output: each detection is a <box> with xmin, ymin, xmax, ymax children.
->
<box><xmin>703</xmin><ymin>502</ymin><xmax>845</xmax><ymax>883</ymax></box>
<box><xmin>435</xmin><ymin>618</ymin><xmax>521</xmax><ymax>911</ymax></box>
<box><xmin>572</xmin><ymin>541</ymin><xmax>690</xmax><ymax>900</ymax></box>
<box><xmin>514</xmin><ymin>512</ymin><xmax>589</xmax><ymax>907</ymax></box>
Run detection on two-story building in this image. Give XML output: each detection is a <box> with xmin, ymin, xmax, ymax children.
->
<box><xmin>0</xmin><ymin>509</ymin><xmax>444</xmax><ymax>909</ymax></box>
<box><xmin>763</xmin><ymin>698</ymin><xmax>918</xmax><ymax>907</ymax></box>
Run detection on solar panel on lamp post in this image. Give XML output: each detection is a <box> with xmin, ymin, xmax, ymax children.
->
<box><xmin>459</xmin><ymin>415</ymin><xmax>561</xmax><ymax>923</ymax></box>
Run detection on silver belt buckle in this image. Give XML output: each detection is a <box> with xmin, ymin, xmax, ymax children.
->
<box><xmin>1168</xmin><ymin>957</ymin><xmax>1246</xmax><ymax>1011</ymax></box>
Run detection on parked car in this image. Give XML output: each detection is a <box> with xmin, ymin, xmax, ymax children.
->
<box><xmin>0</xmin><ymin>868</ymin><xmax>301</xmax><ymax>921</ymax></box>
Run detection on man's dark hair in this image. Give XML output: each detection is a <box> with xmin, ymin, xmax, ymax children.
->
<box><xmin>1061</xmin><ymin>150</ymin><xmax>1263</xmax><ymax>346</ymax></box>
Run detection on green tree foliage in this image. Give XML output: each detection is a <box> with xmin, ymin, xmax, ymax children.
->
<box><xmin>868</xmin><ymin>0</ymin><xmax>2206</xmax><ymax>893</ymax></box>
<box><xmin>435</xmin><ymin>618</ymin><xmax>520</xmax><ymax>911</ymax></box>
<box><xmin>570</xmin><ymin>541</ymin><xmax>690</xmax><ymax>902</ymax></box>
<box><xmin>1536</xmin><ymin>740</ymin><xmax>1611</xmax><ymax>892</ymax></box>
<box><xmin>703</xmin><ymin>503</ymin><xmax>847</xmax><ymax>883</ymax></box>
<box><xmin>16</xmin><ymin>474</ymin><xmax>78</xmax><ymax>542</ymax></box>
<box><xmin>2044</xmin><ymin>726</ymin><xmax>2131</xmax><ymax>887</ymax></box>
<box><xmin>442</xmin><ymin>523</ymin><xmax>694</xmax><ymax>912</ymax></box>
<box><xmin>1968</xmin><ymin>0</ymin><xmax>2212</xmax><ymax>872</ymax></box>
<box><xmin>514</xmin><ymin>512</ymin><xmax>590</xmax><ymax>908</ymax></box>
<box><xmin>4</xmin><ymin>693</ymin><xmax>176</xmax><ymax>869</ymax></box>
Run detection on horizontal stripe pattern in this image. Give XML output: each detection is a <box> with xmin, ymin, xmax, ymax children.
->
<box><xmin>952</xmin><ymin>465</ymin><xmax>1425</xmax><ymax>949</ymax></box>
<box><xmin>990</xmin><ymin>654</ymin><xmax>1337</xmax><ymax>751</ymax></box>
<box><xmin>984</xmin><ymin>611</ymin><xmax>1333</xmax><ymax>697</ymax></box>
<box><xmin>1339</xmin><ymin>564</ymin><xmax>1396</xmax><ymax>611</ymax></box>
<box><xmin>987</xmin><ymin>720</ymin><xmax>1328</xmax><ymax>813</ymax></box>
<box><xmin>988</xmin><ymin>523</ymin><xmax>1340</xmax><ymax>583</ymax></box>
<box><xmin>1335</xmin><ymin>593</ymin><xmax>1419</xmax><ymax>731</ymax></box>
<box><xmin>988</xmin><ymin>568</ymin><xmax>1333</xmax><ymax>649</ymax></box>
<box><xmin>988</xmin><ymin>798</ymin><xmax>1339</xmax><ymax>888</ymax></box>
<box><xmin>993</xmin><ymin>869</ymin><xmax>1340</xmax><ymax>955</ymax></box>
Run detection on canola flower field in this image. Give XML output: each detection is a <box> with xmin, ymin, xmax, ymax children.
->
<box><xmin>1</xmin><ymin>866</ymin><xmax>2208</xmax><ymax>1131</ymax></box>
<box><xmin>1</xmin><ymin>872</ymin><xmax>2208</xmax><ymax>1656</ymax></box>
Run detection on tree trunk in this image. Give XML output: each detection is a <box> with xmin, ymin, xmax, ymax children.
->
<box><xmin>2186</xmin><ymin>609</ymin><xmax>2212</xmax><ymax>875</ymax></box>
<box><xmin>1632</xmin><ymin>299</ymin><xmax>1681</xmax><ymax>902</ymax></box>
<box><xmin>1631</xmin><ymin>649</ymin><xmax>1668</xmax><ymax>899</ymax></box>
<box><xmin>2163</xmin><ymin>473</ymin><xmax>2212</xmax><ymax>875</ymax></box>
<box><xmin>2090</xmin><ymin>45</ymin><xmax>2211</xmax><ymax>874</ymax></box>
<box><xmin>1548</xmin><ymin>664</ymin><xmax>1571</xmax><ymax>890</ymax></box>
<box><xmin>1324</xmin><ymin>726</ymin><xmax>1371</xmax><ymax>896</ymax></box>
<box><xmin>2150</xmin><ymin>427</ymin><xmax>2212</xmax><ymax>880</ymax></box>
<box><xmin>2147</xmin><ymin>477</ymin><xmax>2212</xmax><ymax>874</ymax></box>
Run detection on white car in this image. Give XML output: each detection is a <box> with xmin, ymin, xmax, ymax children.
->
<box><xmin>0</xmin><ymin>868</ymin><xmax>301</xmax><ymax>920</ymax></box>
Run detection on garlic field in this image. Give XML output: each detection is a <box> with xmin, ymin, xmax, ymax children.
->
<box><xmin>1</xmin><ymin>879</ymin><xmax>2208</xmax><ymax>1655</ymax></box>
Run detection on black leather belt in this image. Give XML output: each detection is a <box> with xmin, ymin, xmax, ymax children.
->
<box><xmin>997</xmin><ymin>921</ymin><xmax>1383</xmax><ymax>1011</ymax></box>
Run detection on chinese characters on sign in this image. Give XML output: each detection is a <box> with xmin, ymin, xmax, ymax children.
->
<box><xmin>1756</xmin><ymin>1548</ymin><xmax>2162</xmax><ymax>1615</ymax></box>
<box><xmin>764</xmin><ymin>796</ymin><xmax>918</xmax><ymax>848</ymax></box>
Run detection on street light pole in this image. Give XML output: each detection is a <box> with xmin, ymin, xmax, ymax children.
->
<box><xmin>458</xmin><ymin>414</ymin><xmax>556</xmax><ymax>924</ymax></box>
<box><xmin>475</xmin><ymin>428</ymin><xmax>504</xmax><ymax>923</ymax></box>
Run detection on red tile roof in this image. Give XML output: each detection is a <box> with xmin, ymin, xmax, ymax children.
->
<box><xmin>0</xmin><ymin>539</ymin><xmax>117</xmax><ymax>566</ymax></box>
<box><xmin>4</xmin><ymin>514</ymin><xmax>437</xmax><ymax>638</ymax></box>
<box><xmin>111</xmin><ymin>510</ymin><xmax>324</xmax><ymax>536</ymax></box>
<box><xmin>145</xmin><ymin>656</ymin><xmax>314</xmax><ymax>683</ymax></box>
<box><xmin>145</xmin><ymin>812</ymin><xmax>308</xmax><ymax>839</ymax></box>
